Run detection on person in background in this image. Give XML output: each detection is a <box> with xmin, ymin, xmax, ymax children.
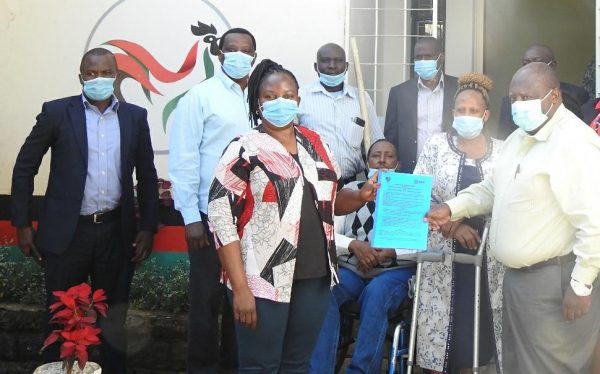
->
<box><xmin>11</xmin><ymin>48</ymin><xmax>158</xmax><ymax>374</ymax></box>
<box><xmin>426</xmin><ymin>63</ymin><xmax>600</xmax><ymax>374</ymax></box>
<box><xmin>496</xmin><ymin>44</ymin><xmax>589</xmax><ymax>139</ymax></box>
<box><xmin>309</xmin><ymin>139</ymin><xmax>415</xmax><ymax>374</ymax></box>
<box><xmin>169</xmin><ymin>27</ymin><xmax>257</xmax><ymax>374</ymax></box>
<box><xmin>384</xmin><ymin>37</ymin><xmax>458</xmax><ymax>173</ymax></box>
<box><xmin>298</xmin><ymin>43</ymin><xmax>384</xmax><ymax>184</ymax></box>
<box><xmin>414</xmin><ymin>73</ymin><xmax>504</xmax><ymax>374</ymax></box>
<box><xmin>208</xmin><ymin>59</ymin><xmax>379</xmax><ymax>373</ymax></box>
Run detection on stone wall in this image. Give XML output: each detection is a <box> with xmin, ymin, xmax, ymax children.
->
<box><xmin>0</xmin><ymin>303</ymin><xmax>187</xmax><ymax>374</ymax></box>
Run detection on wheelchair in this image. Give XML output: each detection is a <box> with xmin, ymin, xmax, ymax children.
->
<box><xmin>334</xmin><ymin>278</ymin><xmax>415</xmax><ymax>374</ymax></box>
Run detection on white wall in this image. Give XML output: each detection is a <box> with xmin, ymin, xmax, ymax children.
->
<box><xmin>0</xmin><ymin>0</ymin><xmax>346</xmax><ymax>194</ymax></box>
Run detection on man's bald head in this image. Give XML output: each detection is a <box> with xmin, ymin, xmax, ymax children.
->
<box><xmin>509</xmin><ymin>62</ymin><xmax>562</xmax><ymax>131</ymax></box>
<box><xmin>414</xmin><ymin>37</ymin><xmax>443</xmax><ymax>55</ymax></box>
<box><xmin>80</xmin><ymin>48</ymin><xmax>116</xmax><ymax>73</ymax></box>
<box><xmin>316</xmin><ymin>43</ymin><xmax>346</xmax><ymax>62</ymax></box>
<box><xmin>511</xmin><ymin>62</ymin><xmax>559</xmax><ymax>93</ymax></box>
<box><xmin>522</xmin><ymin>44</ymin><xmax>556</xmax><ymax>68</ymax></box>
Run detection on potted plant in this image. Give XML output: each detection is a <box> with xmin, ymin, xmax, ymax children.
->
<box><xmin>34</xmin><ymin>283</ymin><xmax>108</xmax><ymax>374</ymax></box>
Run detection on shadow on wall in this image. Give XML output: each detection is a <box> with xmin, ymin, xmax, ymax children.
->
<box><xmin>483</xmin><ymin>0</ymin><xmax>595</xmax><ymax>135</ymax></box>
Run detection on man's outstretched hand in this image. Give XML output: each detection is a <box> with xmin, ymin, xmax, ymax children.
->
<box><xmin>424</xmin><ymin>203</ymin><xmax>452</xmax><ymax>231</ymax></box>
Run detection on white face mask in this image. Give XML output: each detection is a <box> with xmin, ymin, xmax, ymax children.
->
<box><xmin>511</xmin><ymin>89</ymin><xmax>554</xmax><ymax>132</ymax></box>
<box><xmin>452</xmin><ymin>113</ymin><xmax>485</xmax><ymax>140</ymax></box>
<box><xmin>367</xmin><ymin>162</ymin><xmax>399</xmax><ymax>178</ymax></box>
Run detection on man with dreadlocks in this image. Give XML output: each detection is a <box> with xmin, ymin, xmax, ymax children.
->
<box><xmin>169</xmin><ymin>27</ymin><xmax>258</xmax><ymax>373</ymax></box>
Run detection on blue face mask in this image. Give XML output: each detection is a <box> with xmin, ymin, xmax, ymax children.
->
<box><xmin>414</xmin><ymin>55</ymin><xmax>440</xmax><ymax>80</ymax></box>
<box><xmin>511</xmin><ymin>90</ymin><xmax>553</xmax><ymax>132</ymax></box>
<box><xmin>367</xmin><ymin>162</ymin><xmax>399</xmax><ymax>178</ymax></box>
<box><xmin>82</xmin><ymin>77</ymin><xmax>115</xmax><ymax>101</ymax></box>
<box><xmin>318</xmin><ymin>68</ymin><xmax>346</xmax><ymax>88</ymax></box>
<box><xmin>260</xmin><ymin>98</ymin><xmax>299</xmax><ymax>127</ymax></box>
<box><xmin>222</xmin><ymin>51</ymin><xmax>254</xmax><ymax>79</ymax></box>
<box><xmin>452</xmin><ymin>114</ymin><xmax>485</xmax><ymax>140</ymax></box>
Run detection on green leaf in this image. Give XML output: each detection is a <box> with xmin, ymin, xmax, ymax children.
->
<box><xmin>203</xmin><ymin>47</ymin><xmax>214</xmax><ymax>79</ymax></box>
<box><xmin>162</xmin><ymin>92</ymin><xmax>188</xmax><ymax>132</ymax></box>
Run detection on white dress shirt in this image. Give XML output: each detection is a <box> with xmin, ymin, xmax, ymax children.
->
<box><xmin>447</xmin><ymin>105</ymin><xmax>600</xmax><ymax>285</ymax></box>
<box><xmin>169</xmin><ymin>69</ymin><xmax>251</xmax><ymax>224</ymax></box>
<box><xmin>298</xmin><ymin>80</ymin><xmax>384</xmax><ymax>179</ymax></box>
<box><xmin>416</xmin><ymin>75</ymin><xmax>445</xmax><ymax>158</ymax></box>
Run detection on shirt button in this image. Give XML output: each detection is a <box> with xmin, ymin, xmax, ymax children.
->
<box><xmin>101</xmin><ymin>134</ymin><xmax>105</xmax><ymax>138</ymax></box>
<box><xmin>101</xmin><ymin>190</ymin><xmax>105</xmax><ymax>194</ymax></box>
<box><xmin>101</xmin><ymin>171</ymin><xmax>105</xmax><ymax>175</ymax></box>
<box><xmin>101</xmin><ymin>152</ymin><xmax>105</xmax><ymax>156</ymax></box>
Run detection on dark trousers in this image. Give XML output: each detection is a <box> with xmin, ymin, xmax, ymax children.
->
<box><xmin>229</xmin><ymin>276</ymin><xmax>330</xmax><ymax>374</ymax></box>
<box><xmin>187</xmin><ymin>217</ymin><xmax>237</xmax><ymax>373</ymax></box>
<box><xmin>42</xmin><ymin>219</ymin><xmax>134</xmax><ymax>374</ymax></box>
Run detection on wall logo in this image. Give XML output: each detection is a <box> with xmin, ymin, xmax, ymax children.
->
<box><xmin>86</xmin><ymin>0</ymin><xmax>230</xmax><ymax>155</ymax></box>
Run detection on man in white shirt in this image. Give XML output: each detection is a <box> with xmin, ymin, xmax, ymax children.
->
<box><xmin>298</xmin><ymin>43</ymin><xmax>383</xmax><ymax>184</ymax></box>
<box><xmin>169</xmin><ymin>27</ymin><xmax>257</xmax><ymax>374</ymax></box>
<box><xmin>384</xmin><ymin>37</ymin><xmax>457</xmax><ymax>173</ymax></box>
<box><xmin>426</xmin><ymin>62</ymin><xmax>600</xmax><ymax>373</ymax></box>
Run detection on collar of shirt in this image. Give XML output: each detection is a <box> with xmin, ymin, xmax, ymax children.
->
<box><xmin>417</xmin><ymin>73</ymin><xmax>445</xmax><ymax>92</ymax></box>
<box><xmin>216</xmin><ymin>67</ymin><xmax>247</xmax><ymax>95</ymax></box>
<box><xmin>81</xmin><ymin>94</ymin><xmax>120</xmax><ymax>113</ymax></box>
<box><xmin>518</xmin><ymin>104</ymin><xmax>567</xmax><ymax>143</ymax></box>
<box><xmin>308</xmin><ymin>80</ymin><xmax>356</xmax><ymax>99</ymax></box>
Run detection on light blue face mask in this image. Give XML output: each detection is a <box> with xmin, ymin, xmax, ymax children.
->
<box><xmin>260</xmin><ymin>98</ymin><xmax>299</xmax><ymax>127</ymax></box>
<box><xmin>414</xmin><ymin>55</ymin><xmax>440</xmax><ymax>80</ymax></box>
<box><xmin>222</xmin><ymin>51</ymin><xmax>254</xmax><ymax>79</ymax></box>
<box><xmin>511</xmin><ymin>90</ymin><xmax>553</xmax><ymax>132</ymax></box>
<box><xmin>367</xmin><ymin>162</ymin><xmax>399</xmax><ymax>178</ymax></box>
<box><xmin>82</xmin><ymin>77</ymin><xmax>115</xmax><ymax>101</ymax></box>
<box><xmin>318</xmin><ymin>67</ymin><xmax>347</xmax><ymax>88</ymax></box>
<box><xmin>452</xmin><ymin>114</ymin><xmax>485</xmax><ymax>140</ymax></box>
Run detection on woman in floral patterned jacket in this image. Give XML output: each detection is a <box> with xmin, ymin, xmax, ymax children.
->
<box><xmin>207</xmin><ymin>59</ymin><xmax>378</xmax><ymax>374</ymax></box>
<box><xmin>413</xmin><ymin>73</ymin><xmax>505</xmax><ymax>374</ymax></box>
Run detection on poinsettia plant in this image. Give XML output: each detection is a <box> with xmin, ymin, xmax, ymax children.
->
<box><xmin>41</xmin><ymin>283</ymin><xmax>108</xmax><ymax>373</ymax></box>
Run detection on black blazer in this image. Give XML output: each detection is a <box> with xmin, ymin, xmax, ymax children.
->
<box><xmin>384</xmin><ymin>75</ymin><xmax>458</xmax><ymax>173</ymax></box>
<box><xmin>496</xmin><ymin>81</ymin><xmax>590</xmax><ymax>140</ymax></box>
<box><xmin>11</xmin><ymin>95</ymin><xmax>158</xmax><ymax>255</ymax></box>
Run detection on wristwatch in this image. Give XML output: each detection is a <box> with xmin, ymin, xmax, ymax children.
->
<box><xmin>570</xmin><ymin>278</ymin><xmax>593</xmax><ymax>297</ymax></box>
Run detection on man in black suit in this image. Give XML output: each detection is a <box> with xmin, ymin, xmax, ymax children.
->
<box><xmin>497</xmin><ymin>44</ymin><xmax>590</xmax><ymax>139</ymax></box>
<box><xmin>384</xmin><ymin>37</ymin><xmax>458</xmax><ymax>173</ymax></box>
<box><xmin>11</xmin><ymin>48</ymin><xmax>158</xmax><ymax>374</ymax></box>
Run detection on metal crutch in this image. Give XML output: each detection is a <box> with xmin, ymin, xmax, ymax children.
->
<box><xmin>406</xmin><ymin>251</ymin><xmax>445</xmax><ymax>374</ymax></box>
<box><xmin>450</xmin><ymin>225</ymin><xmax>489</xmax><ymax>374</ymax></box>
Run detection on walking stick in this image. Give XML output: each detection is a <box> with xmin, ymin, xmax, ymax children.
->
<box><xmin>350</xmin><ymin>37</ymin><xmax>372</xmax><ymax>151</ymax></box>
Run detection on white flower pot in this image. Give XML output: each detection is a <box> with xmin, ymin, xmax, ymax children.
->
<box><xmin>33</xmin><ymin>362</ymin><xmax>101</xmax><ymax>374</ymax></box>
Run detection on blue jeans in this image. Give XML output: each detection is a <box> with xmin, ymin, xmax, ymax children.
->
<box><xmin>309</xmin><ymin>267</ymin><xmax>415</xmax><ymax>374</ymax></box>
<box><xmin>229</xmin><ymin>276</ymin><xmax>330</xmax><ymax>374</ymax></box>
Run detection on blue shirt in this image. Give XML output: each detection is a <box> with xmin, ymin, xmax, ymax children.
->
<box><xmin>80</xmin><ymin>95</ymin><xmax>122</xmax><ymax>215</ymax></box>
<box><xmin>169</xmin><ymin>69</ymin><xmax>251</xmax><ymax>224</ymax></box>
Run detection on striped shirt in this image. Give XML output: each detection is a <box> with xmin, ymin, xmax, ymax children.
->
<box><xmin>416</xmin><ymin>74</ymin><xmax>445</xmax><ymax>158</ymax></box>
<box><xmin>298</xmin><ymin>80</ymin><xmax>384</xmax><ymax>179</ymax></box>
<box><xmin>80</xmin><ymin>95</ymin><xmax>121</xmax><ymax>215</ymax></box>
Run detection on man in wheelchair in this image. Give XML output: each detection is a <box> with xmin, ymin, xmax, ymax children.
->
<box><xmin>309</xmin><ymin>139</ymin><xmax>416</xmax><ymax>374</ymax></box>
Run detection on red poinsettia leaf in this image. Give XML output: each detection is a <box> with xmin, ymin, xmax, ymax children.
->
<box><xmin>92</xmin><ymin>289</ymin><xmax>107</xmax><ymax>303</ymax></box>
<box><xmin>94</xmin><ymin>302</ymin><xmax>108</xmax><ymax>317</ymax></box>
<box><xmin>60</xmin><ymin>341</ymin><xmax>75</xmax><ymax>359</ymax></box>
<box><xmin>56</xmin><ymin>293</ymin><xmax>76</xmax><ymax>309</ymax></box>
<box><xmin>81</xmin><ymin>316</ymin><xmax>96</xmax><ymax>325</ymax></box>
<box><xmin>54</xmin><ymin>309</ymin><xmax>74</xmax><ymax>319</ymax></box>
<box><xmin>42</xmin><ymin>331</ymin><xmax>61</xmax><ymax>349</ymax></box>
<box><xmin>76</xmin><ymin>347</ymin><xmax>89</xmax><ymax>370</ymax></box>
<box><xmin>49</xmin><ymin>301</ymin><xmax>64</xmax><ymax>312</ymax></box>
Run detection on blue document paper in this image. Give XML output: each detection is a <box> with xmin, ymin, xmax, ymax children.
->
<box><xmin>371</xmin><ymin>171</ymin><xmax>433</xmax><ymax>251</ymax></box>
